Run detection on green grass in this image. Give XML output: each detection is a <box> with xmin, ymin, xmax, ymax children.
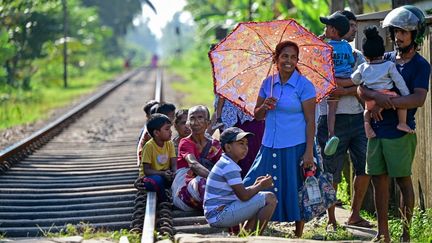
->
<box><xmin>336</xmin><ymin>174</ymin><xmax>351</xmax><ymax>207</ymax></box>
<box><xmin>168</xmin><ymin>48</ymin><xmax>214</xmax><ymax>110</ymax></box>
<box><xmin>389</xmin><ymin>208</ymin><xmax>432</xmax><ymax>243</ymax></box>
<box><xmin>40</xmin><ymin>223</ymin><xmax>141</xmax><ymax>243</ymax></box>
<box><xmin>0</xmin><ymin>68</ymin><xmax>118</xmax><ymax>131</ymax></box>
<box><xmin>302</xmin><ymin>224</ymin><xmax>355</xmax><ymax>241</ymax></box>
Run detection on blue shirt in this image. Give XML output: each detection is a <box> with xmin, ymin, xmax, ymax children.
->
<box><xmin>259</xmin><ymin>70</ymin><xmax>316</xmax><ymax>148</ymax></box>
<box><xmin>328</xmin><ymin>40</ymin><xmax>354</xmax><ymax>78</ymax></box>
<box><xmin>373</xmin><ymin>52</ymin><xmax>430</xmax><ymax>138</ymax></box>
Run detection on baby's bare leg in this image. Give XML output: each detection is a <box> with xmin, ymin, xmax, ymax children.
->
<box><xmin>327</xmin><ymin>100</ymin><xmax>338</xmax><ymax>138</ymax></box>
<box><xmin>363</xmin><ymin>110</ymin><xmax>376</xmax><ymax>138</ymax></box>
<box><xmin>396</xmin><ymin>109</ymin><xmax>415</xmax><ymax>133</ymax></box>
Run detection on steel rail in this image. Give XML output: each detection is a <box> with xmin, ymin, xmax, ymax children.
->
<box><xmin>141</xmin><ymin>67</ymin><xmax>163</xmax><ymax>243</ymax></box>
<box><xmin>0</xmin><ymin>69</ymin><xmax>140</xmax><ymax>172</ymax></box>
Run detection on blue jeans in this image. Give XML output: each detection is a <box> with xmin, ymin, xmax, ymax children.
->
<box><xmin>143</xmin><ymin>175</ymin><xmax>168</xmax><ymax>201</ymax></box>
<box><xmin>317</xmin><ymin>113</ymin><xmax>367</xmax><ymax>183</ymax></box>
<box><xmin>209</xmin><ymin>192</ymin><xmax>267</xmax><ymax>227</ymax></box>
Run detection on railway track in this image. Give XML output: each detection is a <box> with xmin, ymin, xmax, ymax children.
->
<box><xmin>0</xmin><ymin>67</ymin><xmax>229</xmax><ymax>242</ymax></box>
<box><xmin>132</xmin><ymin>71</ymin><xmax>229</xmax><ymax>243</ymax></box>
<box><xmin>0</xmin><ymin>68</ymin><xmax>155</xmax><ymax>237</ymax></box>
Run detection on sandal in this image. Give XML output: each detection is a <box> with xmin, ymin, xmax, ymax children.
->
<box><xmin>345</xmin><ymin>218</ymin><xmax>375</xmax><ymax>228</ymax></box>
<box><xmin>326</xmin><ymin>223</ymin><xmax>338</xmax><ymax>233</ymax></box>
<box><xmin>324</xmin><ymin>136</ymin><xmax>339</xmax><ymax>156</ymax></box>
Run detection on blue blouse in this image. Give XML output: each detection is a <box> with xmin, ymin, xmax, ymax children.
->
<box><xmin>258</xmin><ymin>70</ymin><xmax>316</xmax><ymax>148</ymax></box>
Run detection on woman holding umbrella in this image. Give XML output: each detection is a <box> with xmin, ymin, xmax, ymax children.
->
<box><xmin>243</xmin><ymin>40</ymin><xmax>316</xmax><ymax>237</ymax></box>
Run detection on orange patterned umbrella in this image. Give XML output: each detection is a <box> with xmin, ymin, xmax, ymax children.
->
<box><xmin>209</xmin><ymin>19</ymin><xmax>336</xmax><ymax>116</ymax></box>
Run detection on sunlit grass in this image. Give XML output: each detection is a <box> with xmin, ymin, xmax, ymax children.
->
<box><xmin>39</xmin><ymin>223</ymin><xmax>140</xmax><ymax>243</ymax></box>
<box><xmin>301</xmin><ymin>223</ymin><xmax>355</xmax><ymax>241</ymax></box>
<box><xmin>168</xmin><ymin>49</ymin><xmax>214</xmax><ymax>110</ymax></box>
<box><xmin>0</xmin><ymin>68</ymin><xmax>118</xmax><ymax>131</ymax></box>
<box><xmin>389</xmin><ymin>208</ymin><xmax>432</xmax><ymax>242</ymax></box>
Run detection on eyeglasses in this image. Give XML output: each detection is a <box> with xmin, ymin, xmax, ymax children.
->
<box><xmin>188</xmin><ymin>117</ymin><xmax>208</xmax><ymax>123</ymax></box>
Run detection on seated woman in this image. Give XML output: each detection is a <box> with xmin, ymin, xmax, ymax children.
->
<box><xmin>172</xmin><ymin>105</ymin><xmax>222</xmax><ymax>211</ymax></box>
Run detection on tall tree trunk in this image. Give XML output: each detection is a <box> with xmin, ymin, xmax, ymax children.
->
<box><xmin>348</xmin><ymin>0</ymin><xmax>363</xmax><ymax>14</ymax></box>
<box><xmin>331</xmin><ymin>0</ymin><xmax>345</xmax><ymax>12</ymax></box>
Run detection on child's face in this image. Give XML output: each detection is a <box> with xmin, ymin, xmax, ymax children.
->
<box><xmin>175</xmin><ymin>114</ymin><xmax>191</xmax><ymax>138</ymax></box>
<box><xmin>166</xmin><ymin>111</ymin><xmax>175</xmax><ymax>122</ymax></box>
<box><xmin>225</xmin><ymin>137</ymin><xmax>249</xmax><ymax>162</ymax></box>
<box><xmin>325</xmin><ymin>25</ymin><xmax>337</xmax><ymax>39</ymax></box>
<box><xmin>155</xmin><ymin>123</ymin><xmax>173</xmax><ymax>141</ymax></box>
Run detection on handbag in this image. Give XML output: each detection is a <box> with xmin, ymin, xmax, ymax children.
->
<box><xmin>199</xmin><ymin>140</ymin><xmax>215</xmax><ymax>171</ymax></box>
<box><xmin>298</xmin><ymin>157</ymin><xmax>337</xmax><ymax>222</ymax></box>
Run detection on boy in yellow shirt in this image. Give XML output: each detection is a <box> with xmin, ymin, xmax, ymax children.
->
<box><xmin>140</xmin><ymin>113</ymin><xmax>177</xmax><ymax>201</ymax></box>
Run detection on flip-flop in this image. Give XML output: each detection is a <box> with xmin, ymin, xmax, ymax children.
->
<box><xmin>345</xmin><ymin>219</ymin><xmax>375</xmax><ymax>228</ymax></box>
<box><xmin>324</xmin><ymin>136</ymin><xmax>339</xmax><ymax>156</ymax></box>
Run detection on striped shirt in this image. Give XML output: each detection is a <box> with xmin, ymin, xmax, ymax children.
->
<box><xmin>203</xmin><ymin>153</ymin><xmax>242</xmax><ymax>224</ymax></box>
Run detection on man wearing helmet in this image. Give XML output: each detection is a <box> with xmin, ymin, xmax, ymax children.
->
<box><xmin>359</xmin><ymin>5</ymin><xmax>430</xmax><ymax>242</ymax></box>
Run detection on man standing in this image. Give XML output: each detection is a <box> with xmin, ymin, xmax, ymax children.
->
<box><xmin>317</xmin><ymin>10</ymin><xmax>372</xmax><ymax>231</ymax></box>
<box><xmin>359</xmin><ymin>6</ymin><xmax>430</xmax><ymax>242</ymax></box>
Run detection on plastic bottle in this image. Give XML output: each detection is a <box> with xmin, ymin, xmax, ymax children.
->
<box><xmin>304</xmin><ymin>167</ymin><xmax>321</xmax><ymax>206</ymax></box>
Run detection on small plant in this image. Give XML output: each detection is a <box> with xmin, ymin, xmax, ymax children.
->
<box><xmin>38</xmin><ymin>222</ymin><xmax>141</xmax><ymax>243</ymax></box>
<box><xmin>336</xmin><ymin>174</ymin><xmax>351</xmax><ymax>206</ymax></box>
<box><xmin>302</xmin><ymin>223</ymin><xmax>355</xmax><ymax>241</ymax></box>
<box><xmin>237</xmin><ymin>221</ymin><xmax>261</xmax><ymax>238</ymax></box>
<box><xmin>389</xmin><ymin>207</ymin><xmax>432</xmax><ymax>243</ymax></box>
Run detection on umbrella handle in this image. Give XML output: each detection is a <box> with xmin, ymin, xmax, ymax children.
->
<box><xmin>270</xmin><ymin>69</ymin><xmax>274</xmax><ymax>98</ymax></box>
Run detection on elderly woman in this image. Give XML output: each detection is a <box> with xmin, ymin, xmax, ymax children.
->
<box><xmin>172</xmin><ymin>105</ymin><xmax>222</xmax><ymax>211</ymax></box>
<box><xmin>243</xmin><ymin>41</ymin><xmax>316</xmax><ymax>237</ymax></box>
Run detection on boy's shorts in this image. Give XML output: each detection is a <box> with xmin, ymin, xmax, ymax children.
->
<box><xmin>366</xmin><ymin>133</ymin><xmax>416</xmax><ymax>177</ymax></box>
<box><xmin>209</xmin><ymin>192</ymin><xmax>267</xmax><ymax>228</ymax></box>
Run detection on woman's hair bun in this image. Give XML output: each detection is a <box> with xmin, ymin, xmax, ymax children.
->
<box><xmin>364</xmin><ymin>25</ymin><xmax>380</xmax><ymax>39</ymax></box>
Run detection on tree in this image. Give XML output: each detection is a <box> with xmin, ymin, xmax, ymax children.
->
<box><xmin>331</xmin><ymin>0</ymin><xmax>345</xmax><ymax>12</ymax></box>
<box><xmin>0</xmin><ymin>0</ymin><xmax>63</xmax><ymax>88</ymax></box>
<box><xmin>348</xmin><ymin>0</ymin><xmax>363</xmax><ymax>14</ymax></box>
<box><xmin>81</xmin><ymin>0</ymin><xmax>155</xmax><ymax>55</ymax></box>
<box><xmin>0</xmin><ymin>0</ymin><xmax>110</xmax><ymax>89</ymax></box>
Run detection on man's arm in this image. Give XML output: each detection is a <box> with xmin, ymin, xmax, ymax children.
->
<box><xmin>331</xmin><ymin>78</ymin><xmax>357</xmax><ymax>96</ymax></box>
<box><xmin>390</xmin><ymin>88</ymin><xmax>428</xmax><ymax>109</ymax></box>
<box><xmin>358</xmin><ymin>85</ymin><xmax>395</xmax><ymax>109</ymax></box>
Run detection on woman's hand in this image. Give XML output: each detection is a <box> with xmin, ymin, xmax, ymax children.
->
<box><xmin>302</xmin><ymin>153</ymin><xmax>315</xmax><ymax>169</ymax></box>
<box><xmin>262</xmin><ymin>97</ymin><xmax>278</xmax><ymax>110</ymax></box>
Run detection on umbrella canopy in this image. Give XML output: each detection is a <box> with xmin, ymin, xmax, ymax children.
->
<box><xmin>209</xmin><ymin>19</ymin><xmax>336</xmax><ymax>116</ymax></box>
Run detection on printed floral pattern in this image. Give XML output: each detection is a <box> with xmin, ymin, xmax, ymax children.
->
<box><xmin>298</xmin><ymin>172</ymin><xmax>337</xmax><ymax>222</ymax></box>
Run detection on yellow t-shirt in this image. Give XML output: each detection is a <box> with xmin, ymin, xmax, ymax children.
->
<box><xmin>140</xmin><ymin>138</ymin><xmax>176</xmax><ymax>176</ymax></box>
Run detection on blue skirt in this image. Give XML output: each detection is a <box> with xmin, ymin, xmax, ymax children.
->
<box><xmin>243</xmin><ymin>143</ymin><xmax>306</xmax><ymax>222</ymax></box>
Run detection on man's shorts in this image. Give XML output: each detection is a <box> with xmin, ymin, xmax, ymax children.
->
<box><xmin>366</xmin><ymin>133</ymin><xmax>416</xmax><ymax>177</ymax></box>
<box><xmin>317</xmin><ymin>113</ymin><xmax>367</xmax><ymax>183</ymax></box>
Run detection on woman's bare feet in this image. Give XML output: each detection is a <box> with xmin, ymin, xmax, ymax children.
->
<box><xmin>397</xmin><ymin>123</ymin><xmax>415</xmax><ymax>134</ymax></box>
<box><xmin>364</xmin><ymin>122</ymin><xmax>376</xmax><ymax>138</ymax></box>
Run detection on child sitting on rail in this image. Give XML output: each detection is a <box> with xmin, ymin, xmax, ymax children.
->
<box><xmin>136</xmin><ymin>102</ymin><xmax>176</xmax><ymax>165</ymax></box>
<box><xmin>139</xmin><ymin>113</ymin><xmax>177</xmax><ymax>201</ymax></box>
<box><xmin>136</xmin><ymin>100</ymin><xmax>159</xmax><ymax>165</ymax></box>
<box><xmin>203</xmin><ymin>127</ymin><xmax>277</xmax><ymax>234</ymax></box>
<box><xmin>172</xmin><ymin>109</ymin><xmax>191</xmax><ymax>156</ymax></box>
